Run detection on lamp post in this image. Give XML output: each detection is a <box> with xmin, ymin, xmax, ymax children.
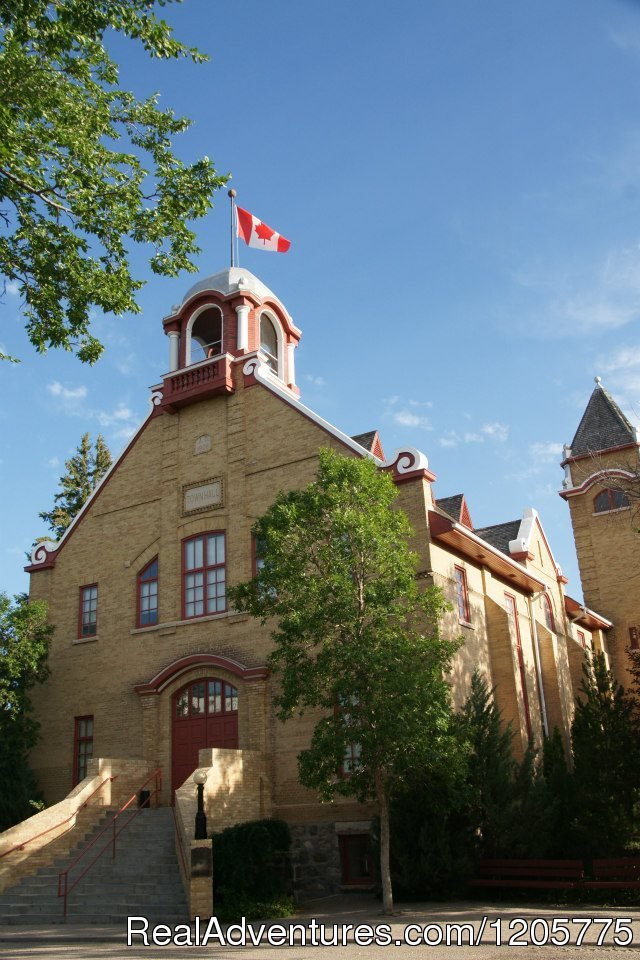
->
<box><xmin>193</xmin><ymin>769</ymin><xmax>208</xmax><ymax>840</ymax></box>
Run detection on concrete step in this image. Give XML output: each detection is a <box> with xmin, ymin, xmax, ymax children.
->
<box><xmin>0</xmin><ymin>807</ymin><xmax>188</xmax><ymax>924</ymax></box>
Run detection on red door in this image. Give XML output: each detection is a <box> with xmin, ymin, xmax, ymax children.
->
<box><xmin>171</xmin><ymin>678</ymin><xmax>239</xmax><ymax>795</ymax></box>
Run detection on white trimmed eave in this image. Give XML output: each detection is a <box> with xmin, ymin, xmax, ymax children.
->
<box><xmin>445</xmin><ymin>517</ymin><xmax>546</xmax><ymax>592</ymax></box>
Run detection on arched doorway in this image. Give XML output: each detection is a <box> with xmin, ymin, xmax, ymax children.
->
<box><xmin>171</xmin><ymin>677</ymin><xmax>239</xmax><ymax>794</ymax></box>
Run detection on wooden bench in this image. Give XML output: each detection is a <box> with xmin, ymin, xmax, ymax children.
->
<box><xmin>583</xmin><ymin>859</ymin><xmax>640</xmax><ymax>889</ymax></box>
<box><xmin>470</xmin><ymin>859</ymin><xmax>584</xmax><ymax>889</ymax></box>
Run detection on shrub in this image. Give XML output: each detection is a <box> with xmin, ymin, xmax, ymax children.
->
<box><xmin>212</xmin><ymin>818</ymin><xmax>292</xmax><ymax>911</ymax></box>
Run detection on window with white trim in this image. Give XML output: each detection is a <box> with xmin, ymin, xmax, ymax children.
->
<box><xmin>260</xmin><ymin>315</ymin><xmax>279</xmax><ymax>375</ymax></box>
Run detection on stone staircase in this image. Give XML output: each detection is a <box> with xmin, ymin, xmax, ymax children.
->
<box><xmin>0</xmin><ymin>808</ymin><xmax>188</xmax><ymax>925</ymax></box>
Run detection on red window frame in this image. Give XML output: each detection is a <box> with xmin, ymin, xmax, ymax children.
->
<box><xmin>137</xmin><ymin>557</ymin><xmax>158</xmax><ymax>628</ymax></box>
<box><xmin>73</xmin><ymin>715</ymin><xmax>94</xmax><ymax>786</ymax></box>
<box><xmin>505</xmin><ymin>592</ymin><xmax>532</xmax><ymax>741</ymax></box>
<box><xmin>542</xmin><ymin>594</ymin><xmax>555</xmax><ymax>632</ymax></box>
<box><xmin>577</xmin><ymin>630</ymin><xmax>586</xmax><ymax>650</ymax></box>
<box><xmin>593</xmin><ymin>488</ymin><xmax>630</xmax><ymax>513</ymax></box>
<box><xmin>339</xmin><ymin>834</ymin><xmax>375</xmax><ymax>885</ymax></box>
<box><xmin>182</xmin><ymin>531</ymin><xmax>226</xmax><ymax>619</ymax></box>
<box><xmin>454</xmin><ymin>565</ymin><xmax>471</xmax><ymax>623</ymax></box>
<box><xmin>78</xmin><ymin>584</ymin><xmax>98</xmax><ymax>639</ymax></box>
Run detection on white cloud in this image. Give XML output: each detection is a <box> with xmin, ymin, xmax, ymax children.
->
<box><xmin>481</xmin><ymin>422</ymin><xmax>509</xmax><ymax>442</ymax></box>
<box><xmin>408</xmin><ymin>399</ymin><xmax>434</xmax><ymax>409</ymax></box>
<box><xmin>394</xmin><ymin>409</ymin><xmax>432</xmax><ymax>429</ymax></box>
<box><xmin>5</xmin><ymin>281</ymin><xmax>19</xmax><ymax>296</ymax></box>
<box><xmin>47</xmin><ymin>381</ymin><xmax>88</xmax><ymax>402</ymax></box>
<box><xmin>529</xmin><ymin>441</ymin><xmax>563</xmax><ymax>464</ymax></box>
<box><xmin>305</xmin><ymin>374</ymin><xmax>326</xmax><ymax>387</ymax></box>
<box><xmin>45</xmin><ymin>456</ymin><xmax>60</xmax><ymax>469</ymax></box>
<box><xmin>511</xmin><ymin>243</ymin><xmax>640</xmax><ymax>337</ymax></box>
<box><xmin>111</xmin><ymin>425</ymin><xmax>137</xmax><ymax>443</ymax></box>
<box><xmin>439</xmin><ymin>431</ymin><xmax>459</xmax><ymax>448</ymax></box>
<box><xmin>96</xmin><ymin>404</ymin><xmax>133</xmax><ymax>428</ymax></box>
<box><xmin>463</xmin><ymin>432</ymin><xmax>483</xmax><ymax>443</ymax></box>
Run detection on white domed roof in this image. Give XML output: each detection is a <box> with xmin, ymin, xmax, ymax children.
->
<box><xmin>182</xmin><ymin>267</ymin><xmax>278</xmax><ymax>305</ymax></box>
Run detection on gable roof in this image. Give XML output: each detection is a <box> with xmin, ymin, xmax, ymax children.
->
<box><xmin>569</xmin><ymin>383</ymin><xmax>637</xmax><ymax>458</ymax></box>
<box><xmin>435</xmin><ymin>494</ymin><xmax>473</xmax><ymax>529</ymax></box>
<box><xmin>351</xmin><ymin>430</ymin><xmax>385</xmax><ymax>460</ymax></box>
<box><xmin>474</xmin><ymin>520</ymin><xmax>521</xmax><ymax>555</ymax></box>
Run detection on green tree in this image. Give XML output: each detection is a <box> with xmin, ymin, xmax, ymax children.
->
<box><xmin>571</xmin><ymin>652</ymin><xmax>640</xmax><ymax>857</ymax></box>
<box><xmin>457</xmin><ymin>671</ymin><xmax>516</xmax><ymax>858</ymax></box>
<box><xmin>229</xmin><ymin>449</ymin><xmax>461</xmax><ymax>914</ymax></box>
<box><xmin>39</xmin><ymin>432</ymin><xmax>112</xmax><ymax>539</ymax></box>
<box><xmin>0</xmin><ymin>593</ymin><xmax>53</xmax><ymax>830</ymax></box>
<box><xmin>0</xmin><ymin>0</ymin><xmax>228</xmax><ymax>363</ymax></box>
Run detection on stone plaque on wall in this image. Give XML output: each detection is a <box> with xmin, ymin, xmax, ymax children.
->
<box><xmin>194</xmin><ymin>435</ymin><xmax>212</xmax><ymax>455</ymax></box>
<box><xmin>182</xmin><ymin>477</ymin><xmax>223</xmax><ymax>515</ymax></box>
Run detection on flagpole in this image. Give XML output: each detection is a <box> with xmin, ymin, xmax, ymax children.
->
<box><xmin>228</xmin><ymin>189</ymin><xmax>236</xmax><ymax>268</ymax></box>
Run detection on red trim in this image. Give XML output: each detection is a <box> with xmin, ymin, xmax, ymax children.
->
<box><xmin>561</xmin><ymin>441</ymin><xmax>639</xmax><ymax>467</ymax></box>
<box><xmin>73</xmin><ymin>715</ymin><xmax>94</xmax><ymax>787</ymax></box>
<box><xmin>560</xmin><ymin>467</ymin><xmax>637</xmax><ymax>500</ymax></box>
<box><xmin>136</xmin><ymin>557</ymin><xmax>158</xmax><ymax>629</ymax></box>
<box><xmin>339</xmin><ymin>834</ymin><xmax>375</xmax><ymax>886</ymax></box>
<box><xmin>78</xmin><ymin>583</ymin><xmax>98</xmax><ymax>639</ymax></box>
<box><xmin>454</xmin><ymin>565</ymin><xmax>471</xmax><ymax>623</ymax></box>
<box><xmin>134</xmin><ymin>654</ymin><xmax>269</xmax><ymax>696</ymax></box>
<box><xmin>181</xmin><ymin>531</ymin><xmax>227</xmax><ymax>620</ymax></box>
<box><xmin>505</xmin><ymin>593</ymin><xmax>532</xmax><ymax>741</ymax></box>
<box><xmin>460</xmin><ymin>498</ymin><xmax>473</xmax><ymax>530</ymax></box>
<box><xmin>392</xmin><ymin>468</ymin><xmax>437</xmax><ymax>485</ymax></box>
<box><xmin>577</xmin><ymin>630</ymin><xmax>586</xmax><ymax>650</ymax></box>
<box><xmin>542</xmin><ymin>594</ymin><xmax>555</xmax><ymax>632</ymax></box>
<box><xmin>429</xmin><ymin>511</ymin><xmax>545</xmax><ymax>594</ymax></box>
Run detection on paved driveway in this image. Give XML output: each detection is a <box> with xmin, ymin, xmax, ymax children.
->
<box><xmin>1</xmin><ymin>896</ymin><xmax>639</xmax><ymax>959</ymax></box>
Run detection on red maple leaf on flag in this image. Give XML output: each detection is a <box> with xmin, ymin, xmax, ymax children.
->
<box><xmin>254</xmin><ymin>221</ymin><xmax>275</xmax><ymax>244</ymax></box>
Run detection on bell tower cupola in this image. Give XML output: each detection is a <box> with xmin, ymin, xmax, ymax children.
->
<box><xmin>159</xmin><ymin>267</ymin><xmax>301</xmax><ymax>412</ymax></box>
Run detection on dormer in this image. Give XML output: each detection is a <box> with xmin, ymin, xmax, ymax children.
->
<box><xmin>160</xmin><ymin>267</ymin><xmax>301</xmax><ymax>412</ymax></box>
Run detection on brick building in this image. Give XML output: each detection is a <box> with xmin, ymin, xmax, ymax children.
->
<box><xmin>560</xmin><ymin>379</ymin><xmax>640</xmax><ymax>687</ymax></box>
<box><xmin>19</xmin><ymin>267</ymin><xmax>616</xmax><ymax>898</ymax></box>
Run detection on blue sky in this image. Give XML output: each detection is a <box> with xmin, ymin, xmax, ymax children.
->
<box><xmin>2</xmin><ymin>0</ymin><xmax>640</xmax><ymax>600</ymax></box>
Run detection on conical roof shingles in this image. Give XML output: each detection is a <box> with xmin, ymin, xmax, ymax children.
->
<box><xmin>570</xmin><ymin>384</ymin><xmax>637</xmax><ymax>457</ymax></box>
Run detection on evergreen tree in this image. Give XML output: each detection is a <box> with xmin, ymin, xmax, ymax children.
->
<box><xmin>571</xmin><ymin>652</ymin><xmax>639</xmax><ymax>857</ymax></box>
<box><xmin>457</xmin><ymin>671</ymin><xmax>517</xmax><ymax>858</ymax></box>
<box><xmin>39</xmin><ymin>433</ymin><xmax>112</xmax><ymax>540</ymax></box>
<box><xmin>0</xmin><ymin>593</ymin><xmax>53</xmax><ymax>830</ymax></box>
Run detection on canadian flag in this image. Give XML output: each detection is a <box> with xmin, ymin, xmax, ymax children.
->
<box><xmin>236</xmin><ymin>206</ymin><xmax>291</xmax><ymax>253</ymax></box>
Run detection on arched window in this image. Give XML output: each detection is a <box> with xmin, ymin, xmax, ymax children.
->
<box><xmin>260</xmin><ymin>314</ymin><xmax>279</xmax><ymax>375</ymax></box>
<box><xmin>137</xmin><ymin>558</ymin><xmax>158</xmax><ymax>627</ymax></box>
<box><xmin>593</xmin><ymin>488</ymin><xmax>630</xmax><ymax>513</ymax></box>
<box><xmin>189</xmin><ymin>307</ymin><xmax>223</xmax><ymax>364</ymax></box>
<box><xmin>542</xmin><ymin>594</ymin><xmax>555</xmax><ymax>632</ymax></box>
<box><xmin>174</xmin><ymin>678</ymin><xmax>238</xmax><ymax>719</ymax></box>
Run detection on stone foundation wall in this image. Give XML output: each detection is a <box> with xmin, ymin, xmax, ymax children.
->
<box><xmin>290</xmin><ymin>822</ymin><xmax>342</xmax><ymax>900</ymax></box>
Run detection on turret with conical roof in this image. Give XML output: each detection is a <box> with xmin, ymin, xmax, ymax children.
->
<box><xmin>560</xmin><ymin>379</ymin><xmax>640</xmax><ymax>684</ymax></box>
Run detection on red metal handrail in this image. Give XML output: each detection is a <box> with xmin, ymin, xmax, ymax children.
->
<box><xmin>170</xmin><ymin>804</ymin><xmax>188</xmax><ymax>882</ymax></box>
<box><xmin>57</xmin><ymin>768</ymin><xmax>162</xmax><ymax>919</ymax></box>
<box><xmin>0</xmin><ymin>776</ymin><xmax>116</xmax><ymax>860</ymax></box>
